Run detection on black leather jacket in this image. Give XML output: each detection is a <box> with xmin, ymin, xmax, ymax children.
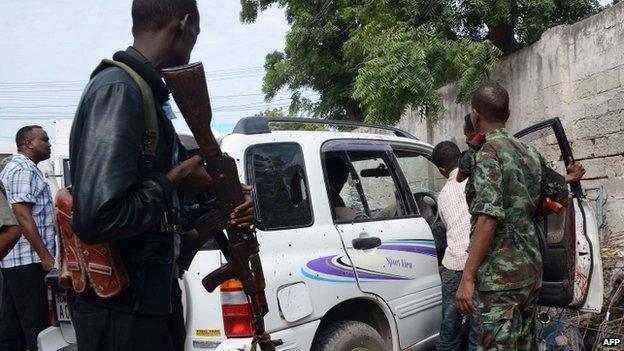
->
<box><xmin>69</xmin><ymin>47</ymin><xmax>179</xmax><ymax>315</ymax></box>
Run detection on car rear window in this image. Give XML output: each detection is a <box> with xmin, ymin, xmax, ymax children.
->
<box><xmin>246</xmin><ymin>143</ymin><xmax>312</xmax><ymax>230</ymax></box>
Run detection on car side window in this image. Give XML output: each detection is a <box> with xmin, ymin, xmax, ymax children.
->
<box><xmin>246</xmin><ymin>143</ymin><xmax>312</xmax><ymax>230</ymax></box>
<box><xmin>324</xmin><ymin>149</ymin><xmax>407</xmax><ymax>222</ymax></box>
<box><xmin>393</xmin><ymin>148</ymin><xmax>445</xmax><ymax>196</ymax></box>
<box><xmin>392</xmin><ymin>148</ymin><xmax>446</xmax><ymax>224</ymax></box>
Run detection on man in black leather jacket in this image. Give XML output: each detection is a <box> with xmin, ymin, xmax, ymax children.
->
<box><xmin>69</xmin><ymin>1</ymin><xmax>254</xmax><ymax>350</ymax></box>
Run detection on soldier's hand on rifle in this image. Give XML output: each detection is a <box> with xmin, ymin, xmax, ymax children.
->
<box><xmin>230</xmin><ymin>184</ymin><xmax>255</xmax><ymax>228</ymax></box>
<box><xmin>167</xmin><ymin>155</ymin><xmax>213</xmax><ymax>196</ymax></box>
<box><xmin>565</xmin><ymin>157</ymin><xmax>585</xmax><ymax>183</ymax></box>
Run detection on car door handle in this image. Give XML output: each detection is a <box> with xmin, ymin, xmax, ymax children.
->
<box><xmin>352</xmin><ymin>237</ymin><xmax>382</xmax><ymax>250</ymax></box>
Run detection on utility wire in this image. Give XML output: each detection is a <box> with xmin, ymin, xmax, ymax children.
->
<box><xmin>0</xmin><ymin>102</ymin><xmax>300</xmax><ymax>119</ymax></box>
<box><xmin>0</xmin><ymin>72</ymin><xmax>263</xmax><ymax>93</ymax></box>
<box><xmin>0</xmin><ymin>93</ymin><xmax>319</xmax><ymax>112</ymax></box>
<box><xmin>0</xmin><ymin>92</ymin><xmax>283</xmax><ymax>102</ymax></box>
<box><xmin>0</xmin><ymin>66</ymin><xmax>264</xmax><ymax>86</ymax></box>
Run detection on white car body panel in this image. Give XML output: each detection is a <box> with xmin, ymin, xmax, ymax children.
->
<box><xmin>334</xmin><ymin>219</ymin><xmax>441</xmax><ymax>349</ymax></box>
<box><xmin>37</xmin><ymin>325</ymin><xmax>74</xmax><ymax>351</ymax></box>
<box><xmin>578</xmin><ymin>199</ymin><xmax>604</xmax><ymax>313</ymax></box>
<box><xmin>183</xmin><ymin>250</ymin><xmax>227</xmax><ymax>349</ymax></box>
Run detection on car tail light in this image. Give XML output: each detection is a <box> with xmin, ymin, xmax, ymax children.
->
<box><xmin>47</xmin><ymin>285</ymin><xmax>58</xmax><ymax>327</ymax></box>
<box><xmin>220</xmin><ymin>279</ymin><xmax>254</xmax><ymax>337</ymax></box>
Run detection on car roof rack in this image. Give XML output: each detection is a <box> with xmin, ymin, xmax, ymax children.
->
<box><xmin>232</xmin><ymin>116</ymin><xmax>417</xmax><ymax>140</ymax></box>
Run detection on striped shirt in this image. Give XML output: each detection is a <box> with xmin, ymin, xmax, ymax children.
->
<box><xmin>0</xmin><ymin>154</ymin><xmax>56</xmax><ymax>268</ymax></box>
<box><xmin>438</xmin><ymin>168</ymin><xmax>471</xmax><ymax>271</ymax></box>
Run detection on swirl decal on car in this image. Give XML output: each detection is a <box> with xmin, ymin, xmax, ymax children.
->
<box><xmin>301</xmin><ymin>240</ymin><xmax>436</xmax><ymax>283</ymax></box>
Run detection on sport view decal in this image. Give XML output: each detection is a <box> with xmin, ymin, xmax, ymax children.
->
<box><xmin>301</xmin><ymin>240</ymin><xmax>436</xmax><ymax>283</ymax></box>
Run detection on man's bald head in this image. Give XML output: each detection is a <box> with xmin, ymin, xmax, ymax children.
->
<box><xmin>471</xmin><ymin>82</ymin><xmax>510</xmax><ymax>123</ymax></box>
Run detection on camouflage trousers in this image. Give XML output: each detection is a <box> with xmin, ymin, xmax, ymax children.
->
<box><xmin>476</xmin><ymin>282</ymin><xmax>541</xmax><ymax>351</ymax></box>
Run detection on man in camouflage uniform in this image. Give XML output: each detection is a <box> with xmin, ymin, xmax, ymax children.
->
<box><xmin>0</xmin><ymin>182</ymin><xmax>20</xmax><ymax>259</ymax></box>
<box><xmin>455</xmin><ymin>82</ymin><xmax>585</xmax><ymax>350</ymax></box>
<box><xmin>1</xmin><ymin>180</ymin><xmax>20</xmax><ymax>308</ymax></box>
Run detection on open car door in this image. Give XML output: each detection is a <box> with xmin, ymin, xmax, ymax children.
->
<box><xmin>515</xmin><ymin>118</ymin><xmax>604</xmax><ymax>313</ymax></box>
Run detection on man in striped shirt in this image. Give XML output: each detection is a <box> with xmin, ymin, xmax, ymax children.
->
<box><xmin>0</xmin><ymin>125</ymin><xmax>55</xmax><ymax>350</ymax></box>
<box><xmin>433</xmin><ymin>141</ymin><xmax>477</xmax><ymax>351</ymax></box>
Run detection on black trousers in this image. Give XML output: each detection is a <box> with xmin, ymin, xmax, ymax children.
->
<box><xmin>73</xmin><ymin>281</ymin><xmax>185</xmax><ymax>351</ymax></box>
<box><xmin>0</xmin><ymin>263</ymin><xmax>50</xmax><ymax>351</ymax></box>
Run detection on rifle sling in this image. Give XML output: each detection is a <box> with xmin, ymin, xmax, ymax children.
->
<box><xmin>101</xmin><ymin>59</ymin><xmax>159</xmax><ymax>172</ymax></box>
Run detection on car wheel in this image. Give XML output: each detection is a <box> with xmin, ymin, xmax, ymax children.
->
<box><xmin>311</xmin><ymin>320</ymin><xmax>387</xmax><ymax>351</ymax></box>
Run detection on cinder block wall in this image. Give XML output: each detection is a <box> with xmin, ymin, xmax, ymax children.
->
<box><xmin>399</xmin><ymin>2</ymin><xmax>624</xmax><ymax>247</ymax></box>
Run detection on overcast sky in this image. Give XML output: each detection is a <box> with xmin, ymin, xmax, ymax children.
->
<box><xmin>0</xmin><ymin>0</ymin><xmax>613</xmax><ymax>153</ymax></box>
<box><xmin>0</xmin><ymin>0</ymin><xmax>292</xmax><ymax>152</ymax></box>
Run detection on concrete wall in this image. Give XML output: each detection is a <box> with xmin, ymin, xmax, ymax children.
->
<box><xmin>399</xmin><ymin>3</ymin><xmax>624</xmax><ymax>246</ymax></box>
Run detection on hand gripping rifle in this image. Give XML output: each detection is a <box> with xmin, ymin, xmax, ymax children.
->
<box><xmin>161</xmin><ymin>63</ymin><xmax>279</xmax><ymax>351</ymax></box>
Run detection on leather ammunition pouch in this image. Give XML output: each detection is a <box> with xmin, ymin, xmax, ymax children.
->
<box><xmin>57</xmin><ymin>188</ymin><xmax>129</xmax><ymax>298</ymax></box>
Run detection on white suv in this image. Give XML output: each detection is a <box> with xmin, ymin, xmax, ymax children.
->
<box><xmin>39</xmin><ymin>117</ymin><xmax>603</xmax><ymax>351</ymax></box>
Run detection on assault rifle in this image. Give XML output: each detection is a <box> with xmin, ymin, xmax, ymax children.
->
<box><xmin>161</xmin><ymin>63</ymin><xmax>279</xmax><ymax>351</ymax></box>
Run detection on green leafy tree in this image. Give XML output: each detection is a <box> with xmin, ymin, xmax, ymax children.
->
<box><xmin>255</xmin><ymin>107</ymin><xmax>290</xmax><ymax>117</ymax></box>
<box><xmin>459</xmin><ymin>0</ymin><xmax>601</xmax><ymax>53</ymax></box>
<box><xmin>242</xmin><ymin>1</ymin><xmax>365</xmax><ymax>121</ymax></box>
<box><xmin>242</xmin><ymin>0</ymin><xmax>600</xmax><ymax>124</ymax></box>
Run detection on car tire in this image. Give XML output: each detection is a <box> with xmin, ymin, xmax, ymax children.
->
<box><xmin>311</xmin><ymin>320</ymin><xmax>387</xmax><ymax>351</ymax></box>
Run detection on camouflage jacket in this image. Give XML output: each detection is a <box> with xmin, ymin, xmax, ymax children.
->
<box><xmin>466</xmin><ymin>128</ymin><xmax>568</xmax><ymax>292</ymax></box>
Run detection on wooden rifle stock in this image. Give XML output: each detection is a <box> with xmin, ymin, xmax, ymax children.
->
<box><xmin>161</xmin><ymin>63</ymin><xmax>278</xmax><ymax>351</ymax></box>
<box><xmin>161</xmin><ymin>62</ymin><xmax>220</xmax><ymax>157</ymax></box>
